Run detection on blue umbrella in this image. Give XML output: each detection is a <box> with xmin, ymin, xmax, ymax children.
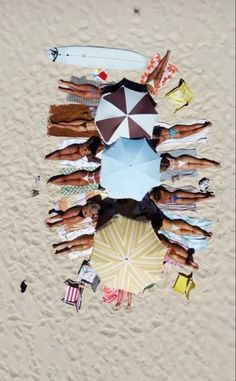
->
<box><xmin>100</xmin><ymin>137</ymin><xmax>161</xmax><ymax>201</ymax></box>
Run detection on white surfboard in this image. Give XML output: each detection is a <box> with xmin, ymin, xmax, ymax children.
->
<box><xmin>46</xmin><ymin>45</ymin><xmax>147</xmax><ymax>70</ymax></box>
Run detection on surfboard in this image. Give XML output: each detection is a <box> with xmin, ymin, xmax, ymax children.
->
<box><xmin>46</xmin><ymin>45</ymin><xmax>147</xmax><ymax>70</ymax></box>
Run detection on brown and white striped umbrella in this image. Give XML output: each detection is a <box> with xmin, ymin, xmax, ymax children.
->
<box><xmin>95</xmin><ymin>85</ymin><xmax>158</xmax><ymax>145</ymax></box>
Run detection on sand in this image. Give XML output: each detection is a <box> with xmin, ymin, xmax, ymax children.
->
<box><xmin>0</xmin><ymin>0</ymin><xmax>235</xmax><ymax>380</ymax></box>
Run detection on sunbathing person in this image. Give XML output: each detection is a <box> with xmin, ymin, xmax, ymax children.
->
<box><xmin>47</xmin><ymin>120</ymin><xmax>99</xmax><ymax>138</ymax></box>
<box><xmin>48</xmin><ymin>167</ymin><xmax>101</xmax><ymax>187</ymax></box>
<box><xmin>145</xmin><ymin>50</ymin><xmax>171</xmax><ymax>94</ymax></box>
<box><xmin>45</xmin><ymin>201</ymin><xmax>101</xmax><ymax>228</ymax></box>
<box><xmin>158</xmin><ymin>233</ymin><xmax>199</xmax><ymax>269</ymax></box>
<box><xmin>45</xmin><ymin>136</ymin><xmax>103</xmax><ymax>163</ymax></box>
<box><xmin>152</xmin><ymin>121</ymin><xmax>212</xmax><ymax>146</ymax></box>
<box><xmin>149</xmin><ymin>185</ymin><xmax>214</xmax><ymax>205</ymax></box>
<box><xmin>160</xmin><ymin>153</ymin><xmax>220</xmax><ymax>172</ymax></box>
<box><xmin>53</xmin><ymin>234</ymin><xmax>94</xmax><ymax>255</ymax></box>
<box><xmin>58</xmin><ymin>79</ymin><xmax>101</xmax><ymax>99</ymax></box>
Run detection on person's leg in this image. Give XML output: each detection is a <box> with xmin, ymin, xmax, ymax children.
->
<box><xmin>146</xmin><ymin>50</ymin><xmax>171</xmax><ymax>88</ymax></box>
<box><xmin>47</xmin><ymin>123</ymin><xmax>97</xmax><ymax>138</ymax></box>
<box><xmin>54</xmin><ymin>242</ymin><xmax>93</xmax><ymax>255</ymax></box>
<box><xmin>45</xmin><ymin>144</ymin><xmax>79</xmax><ymax>160</ymax></box>
<box><xmin>162</xmin><ymin>217</ymin><xmax>212</xmax><ymax>237</ymax></box>
<box><xmin>173</xmin><ymin>121</ymin><xmax>212</xmax><ymax>133</ymax></box>
<box><xmin>113</xmin><ymin>289</ymin><xmax>123</xmax><ymax>310</ymax></box>
<box><xmin>53</xmin><ymin>234</ymin><xmax>94</xmax><ymax>249</ymax></box>
<box><xmin>174</xmin><ymin>155</ymin><xmax>220</xmax><ymax>170</ymax></box>
<box><xmin>59</xmin><ymin>80</ymin><xmax>98</xmax><ymax>92</ymax></box>
<box><xmin>173</xmin><ymin>190</ymin><xmax>213</xmax><ymax>199</ymax></box>
<box><xmin>126</xmin><ymin>292</ymin><xmax>132</xmax><ymax>310</ymax></box>
<box><xmin>47</xmin><ymin>170</ymin><xmax>94</xmax><ymax>185</ymax></box>
<box><xmin>170</xmin><ymin>252</ymin><xmax>199</xmax><ymax>269</ymax></box>
<box><xmin>58</xmin><ymin>86</ymin><xmax>101</xmax><ymax>99</ymax></box>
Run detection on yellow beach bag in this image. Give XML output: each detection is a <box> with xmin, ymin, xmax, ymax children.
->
<box><xmin>172</xmin><ymin>271</ymin><xmax>195</xmax><ymax>300</ymax></box>
<box><xmin>165</xmin><ymin>78</ymin><xmax>193</xmax><ymax>113</ymax></box>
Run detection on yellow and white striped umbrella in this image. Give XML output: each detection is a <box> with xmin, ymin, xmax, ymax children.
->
<box><xmin>91</xmin><ymin>216</ymin><xmax>166</xmax><ymax>294</ymax></box>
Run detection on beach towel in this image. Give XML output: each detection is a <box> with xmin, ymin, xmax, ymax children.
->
<box><xmin>49</xmin><ymin>103</ymin><xmax>94</xmax><ymax>123</ymax></box>
<box><xmin>140</xmin><ymin>52</ymin><xmax>178</xmax><ymax>95</ymax></box>
<box><xmin>165</xmin><ymin>78</ymin><xmax>193</xmax><ymax>112</ymax></box>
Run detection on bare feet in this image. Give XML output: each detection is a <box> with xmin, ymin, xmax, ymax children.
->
<box><xmin>203</xmin><ymin>121</ymin><xmax>212</xmax><ymax>127</ymax></box>
<box><xmin>113</xmin><ymin>302</ymin><xmax>121</xmax><ymax>311</ymax></box>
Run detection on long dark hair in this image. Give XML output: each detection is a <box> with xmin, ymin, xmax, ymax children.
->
<box><xmin>160</xmin><ymin>153</ymin><xmax>170</xmax><ymax>171</ymax></box>
<box><xmin>86</xmin><ymin>136</ymin><xmax>102</xmax><ymax>154</ymax></box>
<box><xmin>149</xmin><ymin>185</ymin><xmax>166</xmax><ymax>202</ymax></box>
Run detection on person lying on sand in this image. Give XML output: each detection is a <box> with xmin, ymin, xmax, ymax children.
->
<box><xmin>145</xmin><ymin>49</ymin><xmax>171</xmax><ymax>94</ymax></box>
<box><xmin>58</xmin><ymin>80</ymin><xmax>101</xmax><ymax>99</ymax></box>
<box><xmin>52</xmin><ymin>234</ymin><xmax>94</xmax><ymax>255</ymax></box>
<box><xmin>151</xmin><ymin>121</ymin><xmax>212</xmax><ymax>146</ymax></box>
<box><xmin>48</xmin><ymin>167</ymin><xmax>101</xmax><ymax>187</ymax></box>
<box><xmin>47</xmin><ymin>120</ymin><xmax>99</xmax><ymax>138</ymax></box>
<box><xmin>160</xmin><ymin>153</ymin><xmax>220</xmax><ymax>172</ymax></box>
<box><xmin>158</xmin><ymin>234</ymin><xmax>199</xmax><ymax>269</ymax></box>
<box><xmin>45</xmin><ymin>136</ymin><xmax>103</xmax><ymax>163</ymax></box>
<box><xmin>149</xmin><ymin>185</ymin><xmax>214</xmax><ymax>205</ymax></box>
<box><xmin>45</xmin><ymin>201</ymin><xmax>101</xmax><ymax>228</ymax></box>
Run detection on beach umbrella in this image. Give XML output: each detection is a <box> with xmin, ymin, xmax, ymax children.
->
<box><xmin>91</xmin><ymin>216</ymin><xmax>166</xmax><ymax>294</ymax></box>
<box><xmin>100</xmin><ymin>137</ymin><xmax>161</xmax><ymax>201</ymax></box>
<box><xmin>95</xmin><ymin>79</ymin><xmax>158</xmax><ymax>144</ymax></box>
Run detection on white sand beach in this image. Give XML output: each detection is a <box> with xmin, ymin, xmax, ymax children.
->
<box><xmin>0</xmin><ymin>0</ymin><xmax>235</xmax><ymax>380</ymax></box>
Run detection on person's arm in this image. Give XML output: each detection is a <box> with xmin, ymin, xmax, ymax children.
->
<box><xmin>87</xmin><ymin>154</ymin><xmax>101</xmax><ymax>163</ymax></box>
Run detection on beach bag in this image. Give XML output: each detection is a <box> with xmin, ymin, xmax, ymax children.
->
<box><xmin>165</xmin><ymin>78</ymin><xmax>193</xmax><ymax>112</ymax></box>
<box><xmin>77</xmin><ymin>260</ymin><xmax>101</xmax><ymax>292</ymax></box>
<box><xmin>172</xmin><ymin>272</ymin><xmax>195</xmax><ymax>300</ymax></box>
<box><xmin>62</xmin><ymin>279</ymin><xmax>85</xmax><ymax>311</ymax></box>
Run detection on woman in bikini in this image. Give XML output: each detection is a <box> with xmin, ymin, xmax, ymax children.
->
<box><xmin>45</xmin><ymin>202</ymin><xmax>101</xmax><ymax>228</ymax></box>
<box><xmin>145</xmin><ymin>50</ymin><xmax>171</xmax><ymax>94</ymax></box>
<box><xmin>160</xmin><ymin>153</ymin><xmax>220</xmax><ymax>172</ymax></box>
<box><xmin>47</xmin><ymin>167</ymin><xmax>101</xmax><ymax>187</ymax></box>
<box><xmin>149</xmin><ymin>185</ymin><xmax>214</xmax><ymax>205</ymax></box>
<box><xmin>158</xmin><ymin>234</ymin><xmax>199</xmax><ymax>269</ymax></box>
<box><xmin>47</xmin><ymin>119</ymin><xmax>99</xmax><ymax>138</ymax></box>
<box><xmin>58</xmin><ymin>79</ymin><xmax>102</xmax><ymax>99</ymax></box>
<box><xmin>47</xmin><ymin>103</ymin><xmax>98</xmax><ymax>137</ymax></box>
<box><xmin>152</xmin><ymin>121</ymin><xmax>212</xmax><ymax>146</ymax></box>
<box><xmin>52</xmin><ymin>234</ymin><xmax>94</xmax><ymax>255</ymax></box>
<box><xmin>45</xmin><ymin>136</ymin><xmax>104</xmax><ymax>163</ymax></box>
